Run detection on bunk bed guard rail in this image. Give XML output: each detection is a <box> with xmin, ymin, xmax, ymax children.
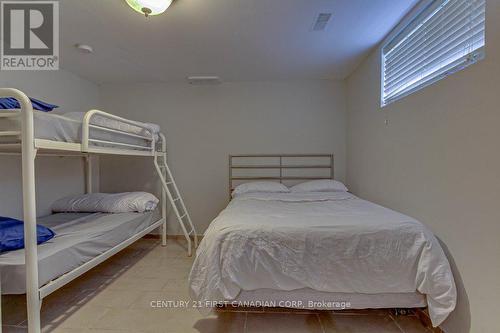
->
<box><xmin>82</xmin><ymin>110</ymin><xmax>159</xmax><ymax>155</ymax></box>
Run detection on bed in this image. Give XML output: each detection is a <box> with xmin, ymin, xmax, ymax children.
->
<box><xmin>188</xmin><ymin>155</ymin><xmax>457</xmax><ymax>328</ymax></box>
<box><xmin>0</xmin><ymin>211</ymin><xmax>157</xmax><ymax>294</ymax></box>
<box><xmin>0</xmin><ymin>88</ymin><xmax>200</xmax><ymax>333</ymax></box>
<box><xmin>0</xmin><ymin>109</ymin><xmax>159</xmax><ymax>151</ymax></box>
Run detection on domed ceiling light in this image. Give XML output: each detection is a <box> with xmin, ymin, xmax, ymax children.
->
<box><xmin>125</xmin><ymin>0</ymin><xmax>173</xmax><ymax>17</ymax></box>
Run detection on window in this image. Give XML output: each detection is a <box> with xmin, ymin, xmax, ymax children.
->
<box><xmin>381</xmin><ymin>0</ymin><xmax>485</xmax><ymax>106</ymax></box>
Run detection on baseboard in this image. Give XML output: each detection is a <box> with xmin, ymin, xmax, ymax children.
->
<box><xmin>415</xmin><ymin>309</ymin><xmax>444</xmax><ymax>333</ymax></box>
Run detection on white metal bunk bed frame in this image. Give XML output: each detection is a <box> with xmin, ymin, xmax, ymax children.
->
<box><xmin>0</xmin><ymin>88</ymin><xmax>197</xmax><ymax>333</ymax></box>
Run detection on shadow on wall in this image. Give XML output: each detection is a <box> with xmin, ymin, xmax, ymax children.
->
<box><xmin>99</xmin><ymin>155</ymin><xmax>160</xmax><ymax>195</ymax></box>
<box><xmin>99</xmin><ymin>155</ymin><xmax>184</xmax><ymax>234</ymax></box>
<box><xmin>437</xmin><ymin>237</ymin><xmax>471</xmax><ymax>333</ymax></box>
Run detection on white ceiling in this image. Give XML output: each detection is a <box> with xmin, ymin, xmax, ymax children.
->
<box><xmin>59</xmin><ymin>0</ymin><xmax>418</xmax><ymax>84</ymax></box>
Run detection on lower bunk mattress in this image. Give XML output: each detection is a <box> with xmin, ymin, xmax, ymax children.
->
<box><xmin>0</xmin><ymin>211</ymin><xmax>157</xmax><ymax>294</ymax></box>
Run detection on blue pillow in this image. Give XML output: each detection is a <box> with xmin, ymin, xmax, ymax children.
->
<box><xmin>0</xmin><ymin>216</ymin><xmax>55</xmax><ymax>253</ymax></box>
<box><xmin>0</xmin><ymin>97</ymin><xmax>58</xmax><ymax>112</ymax></box>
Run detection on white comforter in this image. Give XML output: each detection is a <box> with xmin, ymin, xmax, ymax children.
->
<box><xmin>189</xmin><ymin>192</ymin><xmax>456</xmax><ymax>326</ymax></box>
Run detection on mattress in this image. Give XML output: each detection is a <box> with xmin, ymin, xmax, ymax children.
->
<box><xmin>0</xmin><ymin>110</ymin><xmax>159</xmax><ymax>149</ymax></box>
<box><xmin>189</xmin><ymin>192</ymin><xmax>457</xmax><ymax>327</ymax></box>
<box><xmin>234</xmin><ymin>289</ymin><xmax>427</xmax><ymax>310</ymax></box>
<box><xmin>0</xmin><ymin>211</ymin><xmax>157</xmax><ymax>294</ymax></box>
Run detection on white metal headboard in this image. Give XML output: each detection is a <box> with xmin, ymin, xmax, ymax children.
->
<box><xmin>229</xmin><ymin>154</ymin><xmax>334</xmax><ymax>198</ymax></box>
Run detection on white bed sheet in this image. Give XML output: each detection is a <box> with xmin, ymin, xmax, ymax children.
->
<box><xmin>0</xmin><ymin>110</ymin><xmax>159</xmax><ymax>148</ymax></box>
<box><xmin>0</xmin><ymin>211</ymin><xmax>157</xmax><ymax>294</ymax></box>
<box><xmin>188</xmin><ymin>192</ymin><xmax>456</xmax><ymax>327</ymax></box>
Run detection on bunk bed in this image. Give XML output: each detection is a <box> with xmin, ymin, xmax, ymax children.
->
<box><xmin>0</xmin><ymin>88</ymin><xmax>198</xmax><ymax>333</ymax></box>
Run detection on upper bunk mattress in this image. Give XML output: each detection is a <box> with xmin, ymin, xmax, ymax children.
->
<box><xmin>0</xmin><ymin>110</ymin><xmax>159</xmax><ymax>148</ymax></box>
<box><xmin>0</xmin><ymin>211</ymin><xmax>157</xmax><ymax>294</ymax></box>
<box><xmin>189</xmin><ymin>191</ymin><xmax>457</xmax><ymax>327</ymax></box>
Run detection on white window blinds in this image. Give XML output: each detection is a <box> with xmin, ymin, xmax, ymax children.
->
<box><xmin>381</xmin><ymin>0</ymin><xmax>485</xmax><ymax>106</ymax></box>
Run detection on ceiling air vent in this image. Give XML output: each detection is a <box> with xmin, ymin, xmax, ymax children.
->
<box><xmin>187</xmin><ymin>76</ymin><xmax>222</xmax><ymax>85</ymax></box>
<box><xmin>312</xmin><ymin>13</ymin><xmax>332</xmax><ymax>31</ymax></box>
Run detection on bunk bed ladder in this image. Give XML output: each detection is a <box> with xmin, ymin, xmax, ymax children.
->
<box><xmin>154</xmin><ymin>152</ymin><xmax>198</xmax><ymax>256</ymax></box>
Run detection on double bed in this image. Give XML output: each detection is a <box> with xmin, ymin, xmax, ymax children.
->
<box><xmin>188</xmin><ymin>154</ymin><xmax>456</xmax><ymax>327</ymax></box>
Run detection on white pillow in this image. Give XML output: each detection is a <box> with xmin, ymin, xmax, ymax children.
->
<box><xmin>232</xmin><ymin>181</ymin><xmax>289</xmax><ymax>197</ymax></box>
<box><xmin>290</xmin><ymin>180</ymin><xmax>348</xmax><ymax>193</ymax></box>
<box><xmin>52</xmin><ymin>192</ymin><xmax>159</xmax><ymax>213</ymax></box>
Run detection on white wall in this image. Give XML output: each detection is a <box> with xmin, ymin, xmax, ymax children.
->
<box><xmin>99</xmin><ymin>80</ymin><xmax>346</xmax><ymax>234</ymax></box>
<box><xmin>345</xmin><ymin>2</ymin><xmax>500</xmax><ymax>332</ymax></box>
<box><xmin>0</xmin><ymin>70</ymin><xmax>101</xmax><ymax>218</ymax></box>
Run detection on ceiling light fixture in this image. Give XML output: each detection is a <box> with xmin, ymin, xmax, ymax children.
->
<box><xmin>187</xmin><ymin>76</ymin><xmax>222</xmax><ymax>85</ymax></box>
<box><xmin>125</xmin><ymin>0</ymin><xmax>173</xmax><ymax>17</ymax></box>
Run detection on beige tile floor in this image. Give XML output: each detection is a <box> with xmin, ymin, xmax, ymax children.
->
<box><xmin>2</xmin><ymin>238</ymin><xmax>433</xmax><ymax>333</ymax></box>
